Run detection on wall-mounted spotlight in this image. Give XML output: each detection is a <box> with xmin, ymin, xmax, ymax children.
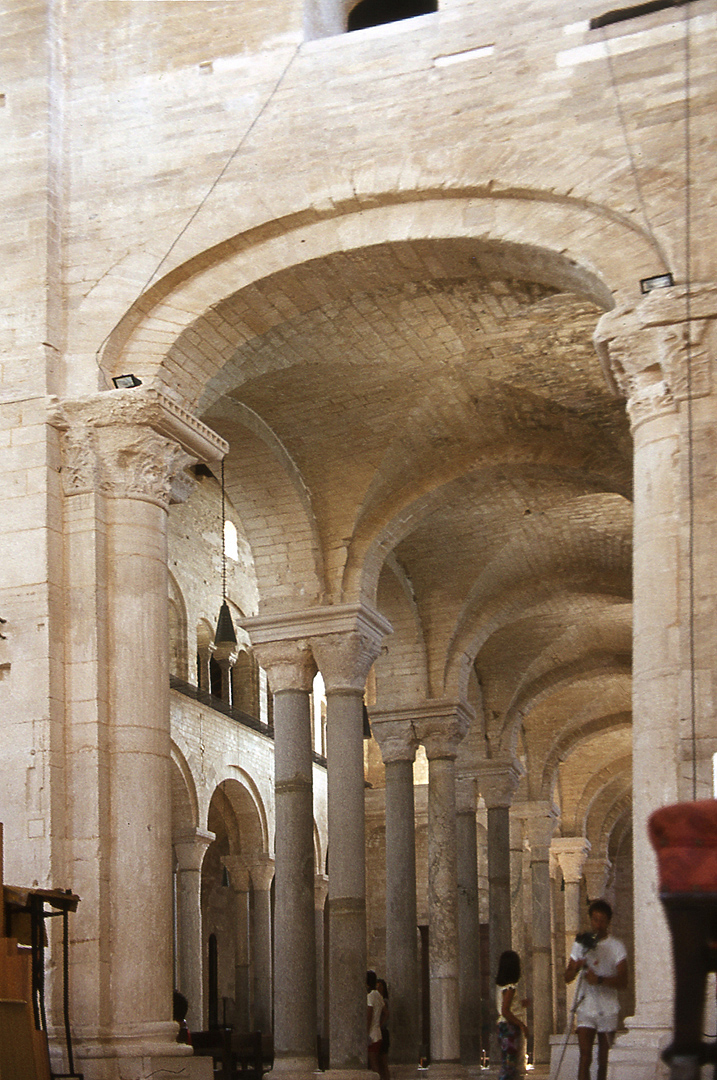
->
<box><xmin>640</xmin><ymin>273</ymin><xmax>675</xmax><ymax>294</ymax></box>
<box><xmin>112</xmin><ymin>374</ymin><xmax>143</xmax><ymax>389</ymax></box>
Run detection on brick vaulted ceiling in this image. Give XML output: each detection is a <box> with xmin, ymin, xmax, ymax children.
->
<box><xmin>193</xmin><ymin>237</ymin><xmax>633</xmax><ymax>846</ymax></box>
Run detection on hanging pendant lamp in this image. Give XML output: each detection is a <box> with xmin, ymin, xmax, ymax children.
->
<box><xmin>214</xmin><ymin>458</ymin><xmax>237</xmax><ymax>648</ymax></box>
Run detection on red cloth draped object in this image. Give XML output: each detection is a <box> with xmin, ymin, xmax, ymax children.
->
<box><xmin>649</xmin><ymin>798</ymin><xmax>717</xmax><ymax>894</ymax></box>
<box><xmin>648</xmin><ymin>798</ymin><xmax>717</xmax><ymax>1080</ymax></box>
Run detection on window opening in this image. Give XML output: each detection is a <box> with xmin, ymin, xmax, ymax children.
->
<box><xmin>347</xmin><ymin>0</ymin><xmax>437</xmax><ymax>32</ymax></box>
<box><xmin>224</xmin><ymin>519</ymin><xmax>239</xmax><ymax>562</ymax></box>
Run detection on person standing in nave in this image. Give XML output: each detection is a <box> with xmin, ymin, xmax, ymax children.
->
<box><xmin>564</xmin><ymin>899</ymin><xmax>628</xmax><ymax>1080</ymax></box>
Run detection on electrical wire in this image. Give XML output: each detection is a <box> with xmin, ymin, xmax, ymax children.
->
<box><xmin>681</xmin><ymin>5</ymin><xmax>697</xmax><ymax>799</ymax></box>
<box><xmin>599</xmin><ymin>25</ymin><xmax>670</xmax><ymax>271</ymax></box>
<box><xmin>96</xmin><ymin>41</ymin><xmax>302</xmax><ymax>369</ymax></box>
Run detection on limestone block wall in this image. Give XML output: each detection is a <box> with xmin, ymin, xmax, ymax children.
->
<box><xmin>15</xmin><ymin>0</ymin><xmax>709</xmax><ymax>400</ymax></box>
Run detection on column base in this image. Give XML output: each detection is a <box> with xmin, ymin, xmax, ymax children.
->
<box><xmin>270</xmin><ymin>1055</ymin><xmax>320</xmax><ymax>1078</ymax></box>
<box><xmin>606</xmin><ymin>1023</ymin><xmax>671</xmax><ymax>1080</ymax></box>
<box><xmin>418</xmin><ymin>1062</ymin><xmax>466</xmax><ymax>1080</ymax></box>
<box><xmin>67</xmin><ymin>1053</ymin><xmax>211</xmax><ymax>1080</ymax></box>
<box><xmin>322</xmin><ymin>1071</ymin><xmax>379</xmax><ymax>1080</ymax></box>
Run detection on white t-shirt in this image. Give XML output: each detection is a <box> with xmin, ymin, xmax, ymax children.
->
<box><xmin>367</xmin><ymin>988</ymin><xmax>384</xmax><ymax>1045</ymax></box>
<box><xmin>497</xmin><ymin>983</ymin><xmax>526</xmax><ymax>1025</ymax></box>
<box><xmin>569</xmin><ymin>935</ymin><xmax>627</xmax><ymax>1019</ymax></box>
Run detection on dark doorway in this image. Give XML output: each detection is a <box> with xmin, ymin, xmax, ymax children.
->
<box><xmin>348</xmin><ymin>0</ymin><xmax>437</xmax><ymax>32</ymax></box>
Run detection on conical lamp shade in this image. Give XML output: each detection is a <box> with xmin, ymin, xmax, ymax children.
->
<box><xmin>214</xmin><ymin>600</ymin><xmax>237</xmax><ymax>646</ymax></box>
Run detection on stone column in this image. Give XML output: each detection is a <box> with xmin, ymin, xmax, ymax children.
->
<box><xmin>253</xmin><ymin>641</ymin><xmax>318</xmax><ymax>1076</ymax></box>
<box><xmin>311</xmin><ymin>605</ymin><xmax>391</xmax><ymax>1075</ymax></box>
<box><xmin>247</xmin><ymin>855</ymin><xmax>275</xmax><ymax>1035</ymax></box>
<box><xmin>222</xmin><ymin>856</ymin><xmax>252</xmax><ymax>1032</ymax></box>
<box><xmin>214</xmin><ymin>640</ymin><xmax>239</xmax><ymax>706</ymax></box>
<box><xmin>552</xmin><ymin>837</ymin><xmax>591</xmax><ymax>1020</ymax></box>
<box><xmin>595</xmin><ymin>285</ymin><xmax>717</xmax><ymax>1076</ymax></box>
<box><xmin>174</xmin><ymin>827</ymin><xmax>215</xmax><ymax>1032</ymax></box>
<box><xmin>49</xmin><ymin>388</ymin><xmax>226</xmax><ymax>1070</ymax></box>
<box><xmin>371</xmin><ymin>714</ymin><xmax>421</xmax><ymax>1067</ymax></box>
<box><xmin>476</xmin><ymin>755</ymin><xmax>523</xmax><ymax>1058</ymax></box>
<box><xmin>315</xmin><ymin>874</ymin><xmax>329</xmax><ymax>1055</ymax></box>
<box><xmin>523</xmin><ymin>803</ymin><xmax>557</xmax><ymax>1068</ymax></box>
<box><xmin>456</xmin><ymin>777</ymin><xmax>482</xmax><ymax>1067</ymax></box>
<box><xmin>414</xmin><ymin>703</ymin><xmax>470</xmax><ymax>1073</ymax></box>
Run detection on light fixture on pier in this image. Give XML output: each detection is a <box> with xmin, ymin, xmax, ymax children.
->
<box><xmin>111</xmin><ymin>373</ymin><xmax>143</xmax><ymax>388</ymax></box>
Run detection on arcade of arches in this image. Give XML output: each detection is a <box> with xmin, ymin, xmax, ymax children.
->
<box><xmin>1</xmin><ymin>2</ymin><xmax>716</xmax><ymax>1080</ymax></box>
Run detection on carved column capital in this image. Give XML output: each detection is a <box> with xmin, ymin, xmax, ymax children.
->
<box><xmin>369</xmin><ymin>711</ymin><xmax>419</xmax><ymax>764</ymax></box>
<box><xmin>48</xmin><ymin>387</ymin><xmax>227</xmax><ymax>506</ymax></box>
<box><xmin>173</xmin><ymin>828</ymin><xmax>215</xmax><ymax>873</ymax></box>
<box><xmin>242</xmin><ymin>603</ymin><xmax>392</xmax><ymax>693</ymax></box>
<box><xmin>246</xmin><ymin>855</ymin><xmax>275</xmax><ymax>892</ymax></box>
<box><xmin>250</xmin><ymin>639</ymin><xmax>317</xmax><ymax>693</ymax></box>
<box><xmin>411</xmin><ymin>699</ymin><xmax>471</xmax><ymax>760</ymax></box>
<box><xmin>552</xmin><ymin>836</ymin><xmax>591</xmax><ymax>884</ymax></box>
<box><xmin>475</xmin><ymin>755</ymin><xmax>524</xmax><ymax>809</ymax></box>
<box><xmin>521</xmin><ymin>801</ymin><xmax>559</xmax><ymax>860</ymax></box>
<box><xmin>455</xmin><ymin>775</ymin><xmax>478</xmax><ymax>816</ymax></box>
<box><xmin>594</xmin><ymin>283</ymin><xmax>717</xmax><ymax>431</ymax></box>
<box><xmin>310</xmin><ymin>627</ymin><xmax>385</xmax><ymax>695</ymax></box>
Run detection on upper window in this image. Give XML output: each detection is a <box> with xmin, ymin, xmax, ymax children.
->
<box><xmin>347</xmin><ymin>0</ymin><xmax>437</xmax><ymax>32</ymax></box>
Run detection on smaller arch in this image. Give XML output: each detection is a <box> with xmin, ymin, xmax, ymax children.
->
<box><xmin>168</xmin><ymin>570</ymin><xmax>189</xmax><ymax>680</ymax></box>
<box><xmin>217</xmin><ymin>770</ymin><xmax>271</xmax><ymax>856</ymax></box>
<box><xmin>541</xmin><ymin>710</ymin><xmax>632</xmax><ymax>803</ymax></box>
<box><xmin>314</xmin><ymin>820</ymin><xmax>324</xmax><ymax>875</ymax></box>
<box><xmin>171</xmin><ymin>743</ymin><xmax>200</xmax><ymax>836</ymax></box>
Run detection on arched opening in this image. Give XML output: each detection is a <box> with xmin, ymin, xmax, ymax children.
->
<box><xmin>348</xmin><ymin>0</ymin><xmax>437</xmax><ymax>31</ymax></box>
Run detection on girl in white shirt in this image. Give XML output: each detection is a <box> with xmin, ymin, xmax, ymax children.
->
<box><xmin>496</xmin><ymin>950</ymin><xmax>528</xmax><ymax>1080</ymax></box>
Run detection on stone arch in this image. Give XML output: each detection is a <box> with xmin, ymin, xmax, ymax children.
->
<box><xmin>572</xmin><ymin>754</ymin><xmax>632</xmax><ymax>840</ymax></box>
<box><xmin>539</xmin><ymin>710</ymin><xmax>632</xmax><ymax>803</ymax></box>
<box><xmin>209</xmin><ymin>772</ymin><xmax>270</xmax><ymax>857</ymax></box>
<box><xmin>171</xmin><ymin>742</ymin><xmax>200</xmax><ymax>836</ymax></box>
<box><xmin>168</xmin><ymin>569</ymin><xmax>189</xmax><ymax>680</ymax></box>
<box><xmin>584</xmin><ymin>773</ymin><xmax>632</xmax><ymax>856</ymax></box>
<box><xmin>313</xmin><ymin>820</ymin><xmax>324</xmax><ymax>876</ymax></box>
<box><xmin>196</xmin><ymin>617</ymin><xmax>217</xmax><ymax>694</ymax></box>
<box><xmin>98</xmin><ymin>191</ymin><xmax>664</xmax><ymax>405</ymax></box>
<box><xmin>500</xmin><ymin>656</ymin><xmax>632</xmax><ymax>755</ymax></box>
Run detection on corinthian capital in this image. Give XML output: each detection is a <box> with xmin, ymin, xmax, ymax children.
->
<box><xmin>49</xmin><ymin>387</ymin><xmax>227</xmax><ymax>506</ymax></box>
<box><xmin>475</xmin><ymin>755</ymin><xmax>524</xmax><ymax>809</ymax></box>
<box><xmin>594</xmin><ymin>283</ymin><xmax>717</xmax><ymax>431</ymax></box>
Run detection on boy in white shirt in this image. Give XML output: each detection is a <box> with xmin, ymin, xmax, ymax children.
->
<box><xmin>564</xmin><ymin>899</ymin><xmax>628</xmax><ymax>1080</ymax></box>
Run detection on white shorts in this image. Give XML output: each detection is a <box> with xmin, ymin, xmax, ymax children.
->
<box><xmin>576</xmin><ymin>1011</ymin><xmax>618</xmax><ymax>1035</ymax></box>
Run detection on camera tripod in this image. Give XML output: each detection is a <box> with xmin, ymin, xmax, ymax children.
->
<box><xmin>553</xmin><ymin>964</ymin><xmax>588</xmax><ymax>1080</ymax></box>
